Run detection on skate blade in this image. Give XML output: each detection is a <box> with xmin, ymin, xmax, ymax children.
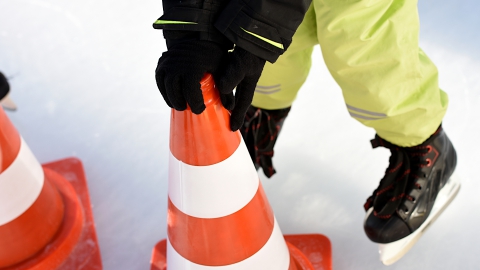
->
<box><xmin>378</xmin><ymin>174</ymin><xmax>461</xmax><ymax>265</ymax></box>
<box><xmin>1</xmin><ymin>93</ymin><xmax>17</xmax><ymax>111</ymax></box>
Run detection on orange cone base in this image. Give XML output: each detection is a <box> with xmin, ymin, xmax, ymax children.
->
<box><xmin>2</xmin><ymin>158</ymin><xmax>102</xmax><ymax>270</ymax></box>
<box><xmin>150</xmin><ymin>234</ymin><xmax>331</xmax><ymax>270</ymax></box>
<box><xmin>150</xmin><ymin>240</ymin><xmax>167</xmax><ymax>270</ymax></box>
<box><xmin>284</xmin><ymin>234</ymin><xmax>332</xmax><ymax>270</ymax></box>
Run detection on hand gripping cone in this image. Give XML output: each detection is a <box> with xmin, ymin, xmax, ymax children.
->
<box><xmin>150</xmin><ymin>74</ymin><xmax>332</xmax><ymax>270</ymax></box>
<box><xmin>0</xmin><ymin>107</ymin><xmax>102</xmax><ymax>270</ymax></box>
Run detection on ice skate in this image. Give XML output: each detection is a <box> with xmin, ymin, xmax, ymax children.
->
<box><xmin>0</xmin><ymin>93</ymin><xmax>17</xmax><ymax>111</ymax></box>
<box><xmin>0</xmin><ymin>72</ymin><xmax>17</xmax><ymax>111</ymax></box>
<box><xmin>240</xmin><ymin>105</ymin><xmax>291</xmax><ymax>178</ymax></box>
<box><xmin>363</xmin><ymin>126</ymin><xmax>459</xmax><ymax>265</ymax></box>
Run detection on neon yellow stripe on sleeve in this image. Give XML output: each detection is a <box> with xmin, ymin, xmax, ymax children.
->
<box><xmin>154</xmin><ymin>20</ymin><xmax>197</xmax><ymax>25</ymax></box>
<box><xmin>241</xmin><ymin>27</ymin><xmax>284</xmax><ymax>50</ymax></box>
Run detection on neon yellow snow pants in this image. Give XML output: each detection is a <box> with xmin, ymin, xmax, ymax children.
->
<box><xmin>253</xmin><ymin>0</ymin><xmax>448</xmax><ymax>147</ymax></box>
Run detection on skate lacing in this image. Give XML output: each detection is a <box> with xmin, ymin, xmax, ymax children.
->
<box><xmin>364</xmin><ymin>135</ymin><xmax>434</xmax><ymax>219</ymax></box>
<box><xmin>242</xmin><ymin>106</ymin><xmax>291</xmax><ymax>178</ymax></box>
<box><xmin>243</xmin><ymin>108</ymin><xmax>279</xmax><ymax>176</ymax></box>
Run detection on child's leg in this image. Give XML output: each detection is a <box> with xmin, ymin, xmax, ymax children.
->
<box><xmin>244</xmin><ymin>5</ymin><xmax>318</xmax><ymax>177</ymax></box>
<box><xmin>252</xmin><ymin>4</ymin><xmax>318</xmax><ymax>110</ymax></box>
<box><xmin>315</xmin><ymin>0</ymin><xmax>448</xmax><ymax>147</ymax></box>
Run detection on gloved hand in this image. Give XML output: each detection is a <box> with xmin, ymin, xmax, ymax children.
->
<box><xmin>216</xmin><ymin>47</ymin><xmax>266</xmax><ymax>131</ymax></box>
<box><xmin>155</xmin><ymin>41</ymin><xmax>266</xmax><ymax>131</ymax></box>
<box><xmin>155</xmin><ymin>40</ymin><xmax>233</xmax><ymax>114</ymax></box>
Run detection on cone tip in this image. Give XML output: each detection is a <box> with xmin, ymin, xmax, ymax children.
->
<box><xmin>200</xmin><ymin>73</ymin><xmax>217</xmax><ymax>105</ymax></box>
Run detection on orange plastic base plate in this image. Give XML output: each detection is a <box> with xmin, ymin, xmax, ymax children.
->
<box><xmin>150</xmin><ymin>234</ymin><xmax>331</xmax><ymax>270</ymax></box>
<box><xmin>285</xmin><ymin>234</ymin><xmax>332</xmax><ymax>270</ymax></box>
<box><xmin>150</xmin><ymin>240</ymin><xmax>167</xmax><ymax>270</ymax></box>
<box><xmin>2</xmin><ymin>158</ymin><xmax>102</xmax><ymax>270</ymax></box>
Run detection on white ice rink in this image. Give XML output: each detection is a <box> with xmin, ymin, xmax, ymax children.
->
<box><xmin>1</xmin><ymin>0</ymin><xmax>479</xmax><ymax>269</ymax></box>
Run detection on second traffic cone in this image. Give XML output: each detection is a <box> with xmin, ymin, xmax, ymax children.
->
<box><xmin>0</xmin><ymin>107</ymin><xmax>102</xmax><ymax>270</ymax></box>
<box><xmin>150</xmin><ymin>74</ymin><xmax>332</xmax><ymax>270</ymax></box>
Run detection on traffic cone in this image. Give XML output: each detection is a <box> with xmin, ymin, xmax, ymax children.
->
<box><xmin>0</xmin><ymin>107</ymin><xmax>102</xmax><ymax>270</ymax></box>
<box><xmin>150</xmin><ymin>74</ymin><xmax>332</xmax><ymax>270</ymax></box>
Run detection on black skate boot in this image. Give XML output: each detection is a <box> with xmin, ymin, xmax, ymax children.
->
<box><xmin>240</xmin><ymin>105</ymin><xmax>291</xmax><ymax>178</ymax></box>
<box><xmin>363</xmin><ymin>125</ymin><xmax>460</xmax><ymax>265</ymax></box>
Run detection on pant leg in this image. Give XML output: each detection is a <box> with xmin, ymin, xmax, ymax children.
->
<box><xmin>314</xmin><ymin>0</ymin><xmax>448</xmax><ymax>147</ymax></box>
<box><xmin>252</xmin><ymin>4</ymin><xmax>318</xmax><ymax>110</ymax></box>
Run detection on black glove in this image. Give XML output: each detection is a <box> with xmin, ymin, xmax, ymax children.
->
<box><xmin>155</xmin><ymin>41</ymin><xmax>265</xmax><ymax>131</ymax></box>
<box><xmin>216</xmin><ymin>47</ymin><xmax>266</xmax><ymax>131</ymax></box>
<box><xmin>155</xmin><ymin>40</ymin><xmax>233</xmax><ymax>114</ymax></box>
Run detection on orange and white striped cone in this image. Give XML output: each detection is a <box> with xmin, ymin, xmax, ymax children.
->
<box><xmin>150</xmin><ymin>74</ymin><xmax>332</xmax><ymax>270</ymax></box>
<box><xmin>0</xmin><ymin>107</ymin><xmax>102</xmax><ymax>270</ymax></box>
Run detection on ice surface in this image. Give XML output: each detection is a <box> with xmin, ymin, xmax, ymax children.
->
<box><xmin>0</xmin><ymin>0</ymin><xmax>479</xmax><ymax>269</ymax></box>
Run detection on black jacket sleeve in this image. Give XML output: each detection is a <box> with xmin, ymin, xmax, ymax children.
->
<box><xmin>153</xmin><ymin>0</ymin><xmax>311</xmax><ymax>63</ymax></box>
<box><xmin>214</xmin><ymin>0</ymin><xmax>311</xmax><ymax>62</ymax></box>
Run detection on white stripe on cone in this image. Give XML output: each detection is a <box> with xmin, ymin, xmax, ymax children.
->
<box><xmin>167</xmin><ymin>218</ymin><xmax>290</xmax><ymax>269</ymax></box>
<box><xmin>168</xmin><ymin>140</ymin><xmax>260</xmax><ymax>218</ymax></box>
<box><xmin>0</xmin><ymin>137</ymin><xmax>44</xmax><ymax>225</ymax></box>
